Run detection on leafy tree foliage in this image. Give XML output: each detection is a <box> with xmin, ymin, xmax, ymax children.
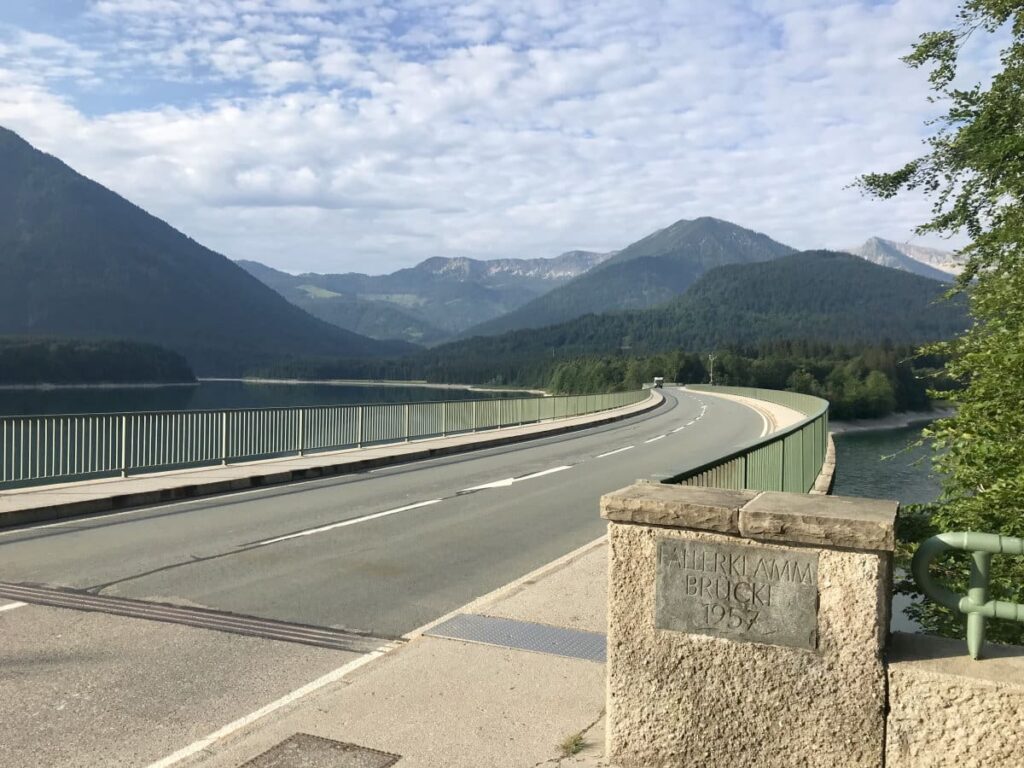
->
<box><xmin>0</xmin><ymin>337</ymin><xmax>195</xmax><ymax>385</ymax></box>
<box><xmin>858</xmin><ymin>1</ymin><xmax>1024</xmax><ymax>644</ymax></box>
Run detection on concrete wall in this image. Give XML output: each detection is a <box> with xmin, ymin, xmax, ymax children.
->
<box><xmin>602</xmin><ymin>484</ymin><xmax>896</xmax><ymax>767</ymax></box>
<box><xmin>886</xmin><ymin>632</ymin><xmax>1024</xmax><ymax>768</ymax></box>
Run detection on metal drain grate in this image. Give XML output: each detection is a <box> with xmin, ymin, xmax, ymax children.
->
<box><xmin>241</xmin><ymin>733</ymin><xmax>400</xmax><ymax>767</ymax></box>
<box><xmin>426</xmin><ymin>613</ymin><xmax>606</xmax><ymax>662</ymax></box>
<box><xmin>0</xmin><ymin>582</ymin><xmax>392</xmax><ymax>653</ymax></box>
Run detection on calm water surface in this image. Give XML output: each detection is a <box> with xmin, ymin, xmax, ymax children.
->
<box><xmin>834</xmin><ymin>424</ymin><xmax>942</xmax><ymax>633</ymax></box>
<box><xmin>0</xmin><ymin>379</ymin><xmax>511</xmax><ymax>416</ymax></box>
<box><xmin>833</xmin><ymin>425</ymin><xmax>940</xmax><ymax>505</ymax></box>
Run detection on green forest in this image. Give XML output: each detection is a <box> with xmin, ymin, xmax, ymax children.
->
<box><xmin>0</xmin><ymin>338</ymin><xmax>196</xmax><ymax>385</ymax></box>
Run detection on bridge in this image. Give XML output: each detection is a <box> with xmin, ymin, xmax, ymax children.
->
<box><xmin>0</xmin><ymin>386</ymin><xmax>828</xmax><ymax>766</ymax></box>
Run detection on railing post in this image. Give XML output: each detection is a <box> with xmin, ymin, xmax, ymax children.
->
<box><xmin>357</xmin><ymin>406</ymin><xmax>364</xmax><ymax>448</ymax></box>
<box><xmin>404</xmin><ymin>403</ymin><xmax>410</xmax><ymax>442</ymax></box>
<box><xmin>120</xmin><ymin>415</ymin><xmax>128</xmax><ymax>477</ymax></box>
<box><xmin>221</xmin><ymin>411</ymin><xmax>228</xmax><ymax>465</ymax></box>
<box><xmin>968</xmin><ymin>551</ymin><xmax>992</xmax><ymax>659</ymax></box>
<box><xmin>472</xmin><ymin>400</ymin><xmax>477</xmax><ymax>432</ymax></box>
<box><xmin>298</xmin><ymin>408</ymin><xmax>305</xmax><ymax>457</ymax></box>
<box><xmin>442</xmin><ymin>401</ymin><xmax>448</xmax><ymax>437</ymax></box>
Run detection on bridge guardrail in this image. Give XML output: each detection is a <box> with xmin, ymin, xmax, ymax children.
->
<box><xmin>0</xmin><ymin>390</ymin><xmax>648</xmax><ymax>489</ymax></box>
<box><xmin>912</xmin><ymin>532</ymin><xmax>1024</xmax><ymax>659</ymax></box>
<box><xmin>666</xmin><ymin>385</ymin><xmax>829</xmax><ymax>494</ymax></box>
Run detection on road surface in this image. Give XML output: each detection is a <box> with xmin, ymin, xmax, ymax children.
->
<box><xmin>0</xmin><ymin>387</ymin><xmax>765</xmax><ymax>767</ymax></box>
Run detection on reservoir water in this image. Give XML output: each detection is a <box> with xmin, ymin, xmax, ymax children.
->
<box><xmin>832</xmin><ymin>425</ymin><xmax>940</xmax><ymax>505</ymax></box>
<box><xmin>0</xmin><ymin>379</ymin><xmax>511</xmax><ymax>416</ymax></box>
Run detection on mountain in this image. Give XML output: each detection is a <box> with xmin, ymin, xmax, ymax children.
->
<box><xmin>236</xmin><ymin>260</ymin><xmax>450</xmax><ymax>345</ymax></box>
<box><xmin>463</xmin><ymin>217</ymin><xmax>796</xmax><ymax>337</ymax></box>
<box><xmin>423</xmin><ymin>251</ymin><xmax>967</xmax><ymax>367</ymax></box>
<box><xmin>238</xmin><ymin>249</ymin><xmax>611</xmax><ymax>344</ymax></box>
<box><xmin>846</xmin><ymin>237</ymin><xmax>960</xmax><ymax>280</ymax></box>
<box><xmin>0</xmin><ymin>127</ymin><xmax>411</xmax><ymax>374</ymax></box>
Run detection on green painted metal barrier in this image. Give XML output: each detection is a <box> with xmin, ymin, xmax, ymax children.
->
<box><xmin>0</xmin><ymin>389</ymin><xmax>648</xmax><ymax>489</ymax></box>
<box><xmin>912</xmin><ymin>532</ymin><xmax>1024</xmax><ymax>659</ymax></box>
<box><xmin>666</xmin><ymin>385</ymin><xmax>830</xmax><ymax>494</ymax></box>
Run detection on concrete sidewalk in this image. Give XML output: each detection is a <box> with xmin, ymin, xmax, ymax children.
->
<box><xmin>170</xmin><ymin>538</ymin><xmax>614</xmax><ymax>768</ymax></box>
<box><xmin>0</xmin><ymin>391</ymin><xmax>662</xmax><ymax>528</ymax></box>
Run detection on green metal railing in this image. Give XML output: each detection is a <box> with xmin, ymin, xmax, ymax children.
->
<box><xmin>666</xmin><ymin>385</ymin><xmax>830</xmax><ymax>493</ymax></box>
<box><xmin>0</xmin><ymin>390</ymin><xmax>648</xmax><ymax>489</ymax></box>
<box><xmin>912</xmin><ymin>532</ymin><xmax>1024</xmax><ymax>659</ymax></box>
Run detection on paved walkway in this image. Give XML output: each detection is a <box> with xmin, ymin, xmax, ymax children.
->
<box><xmin>0</xmin><ymin>392</ymin><xmax>661</xmax><ymax>528</ymax></box>
<box><xmin>170</xmin><ymin>537</ymin><xmax>613</xmax><ymax>768</ymax></box>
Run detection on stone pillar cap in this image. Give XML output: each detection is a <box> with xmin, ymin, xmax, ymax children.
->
<box><xmin>601</xmin><ymin>483</ymin><xmax>897</xmax><ymax>551</ymax></box>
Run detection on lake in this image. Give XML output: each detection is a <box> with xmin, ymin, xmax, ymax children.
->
<box><xmin>833</xmin><ymin>423</ymin><xmax>941</xmax><ymax>633</ymax></box>
<box><xmin>833</xmin><ymin>425</ymin><xmax>940</xmax><ymax>505</ymax></box>
<box><xmin>0</xmin><ymin>379</ymin><xmax>513</xmax><ymax>417</ymax></box>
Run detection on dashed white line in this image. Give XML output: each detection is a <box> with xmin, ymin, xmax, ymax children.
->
<box><xmin>144</xmin><ymin>646</ymin><xmax>396</xmax><ymax>768</ymax></box>
<box><xmin>686</xmin><ymin>420</ymin><xmax>696</xmax><ymax>426</ymax></box>
<box><xmin>596</xmin><ymin>446</ymin><xmax>634</xmax><ymax>458</ymax></box>
<box><xmin>254</xmin><ymin>499</ymin><xmax>443</xmax><ymax>546</ymax></box>
<box><xmin>0</xmin><ymin>601</ymin><xmax>26</xmax><ymax>613</ymax></box>
<box><xmin>461</xmin><ymin>465</ymin><xmax>572</xmax><ymax>492</ymax></box>
<box><xmin>672</xmin><ymin>426</ymin><xmax>686</xmax><ymax>433</ymax></box>
<box><xmin>644</xmin><ymin>435</ymin><xmax>666</xmax><ymax>443</ymax></box>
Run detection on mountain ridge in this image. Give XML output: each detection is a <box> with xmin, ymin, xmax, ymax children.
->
<box><xmin>0</xmin><ymin>126</ymin><xmax>410</xmax><ymax>374</ymax></box>
<box><xmin>462</xmin><ymin>217</ymin><xmax>797</xmax><ymax>338</ymax></box>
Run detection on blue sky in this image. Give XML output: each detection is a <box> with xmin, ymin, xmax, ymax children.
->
<box><xmin>0</xmin><ymin>0</ymin><xmax>990</xmax><ymax>273</ymax></box>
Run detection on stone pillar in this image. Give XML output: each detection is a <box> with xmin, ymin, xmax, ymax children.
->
<box><xmin>602</xmin><ymin>483</ymin><xmax>897</xmax><ymax>768</ymax></box>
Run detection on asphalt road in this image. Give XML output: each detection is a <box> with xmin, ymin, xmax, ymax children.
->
<box><xmin>0</xmin><ymin>387</ymin><xmax>765</xmax><ymax>767</ymax></box>
<box><xmin>0</xmin><ymin>388</ymin><xmax>762</xmax><ymax>637</ymax></box>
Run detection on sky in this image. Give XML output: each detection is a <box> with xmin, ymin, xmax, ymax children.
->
<box><xmin>0</xmin><ymin>0</ymin><xmax>994</xmax><ymax>274</ymax></box>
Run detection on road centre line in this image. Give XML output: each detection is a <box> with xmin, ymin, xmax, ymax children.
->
<box><xmin>596</xmin><ymin>446</ymin><xmax>634</xmax><ymax>458</ymax></box>
<box><xmin>461</xmin><ymin>465</ymin><xmax>572</xmax><ymax>492</ymax></box>
<box><xmin>672</xmin><ymin>426</ymin><xmax>686</xmax><ymax>433</ymax></box>
<box><xmin>644</xmin><ymin>435</ymin><xmax>666</xmax><ymax>443</ymax></box>
<box><xmin>254</xmin><ymin>499</ymin><xmax>443</xmax><ymax>546</ymax></box>
<box><xmin>144</xmin><ymin>646</ymin><xmax>396</xmax><ymax>768</ymax></box>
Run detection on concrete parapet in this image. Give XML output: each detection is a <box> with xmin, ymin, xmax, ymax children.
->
<box><xmin>601</xmin><ymin>484</ymin><xmax>897</xmax><ymax>767</ymax></box>
<box><xmin>886</xmin><ymin>632</ymin><xmax>1024</xmax><ymax>768</ymax></box>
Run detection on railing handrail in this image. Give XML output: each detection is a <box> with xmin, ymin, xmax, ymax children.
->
<box><xmin>0</xmin><ymin>391</ymin><xmax>559</xmax><ymax>421</ymax></box>
<box><xmin>912</xmin><ymin>532</ymin><xmax>1024</xmax><ymax>659</ymax></box>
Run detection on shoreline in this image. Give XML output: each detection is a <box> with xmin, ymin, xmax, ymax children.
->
<box><xmin>830</xmin><ymin>407</ymin><xmax>955</xmax><ymax>435</ymax></box>
<box><xmin>0</xmin><ymin>380</ymin><xmax>198</xmax><ymax>392</ymax></box>
<box><xmin>200</xmin><ymin>377</ymin><xmax>548</xmax><ymax>396</ymax></box>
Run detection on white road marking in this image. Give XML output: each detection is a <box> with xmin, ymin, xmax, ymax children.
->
<box><xmin>686</xmin><ymin>420</ymin><xmax>696</xmax><ymax>426</ymax></box>
<box><xmin>644</xmin><ymin>435</ymin><xmax>666</xmax><ymax>443</ymax></box>
<box><xmin>462</xmin><ymin>477</ymin><xmax>515</xmax><ymax>491</ymax></box>
<box><xmin>596</xmin><ymin>446</ymin><xmax>634</xmax><ymax>458</ymax></box>
<box><xmin>254</xmin><ymin>499</ymin><xmax>443</xmax><ymax>546</ymax></box>
<box><xmin>0</xmin><ymin>601</ymin><xmax>26</xmax><ymax>613</ymax></box>
<box><xmin>144</xmin><ymin>646</ymin><xmax>395</xmax><ymax>768</ymax></box>
<box><xmin>460</xmin><ymin>465</ymin><xmax>572</xmax><ymax>493</ymax></box>
<box><xmin>672</xmin><ymin>426</ymin><xmax>686</xmax><ymax>433</ymax></box>
<box><xmin>518</xmin><ymin>465</ymin><xmax>572</xmax><ymax>481</ymax></box>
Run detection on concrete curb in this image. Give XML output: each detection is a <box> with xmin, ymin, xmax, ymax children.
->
<box><xmin>0</xmin><ymin>392</ymin><xmax>663</xmax><ymax>529</ymax></box>
<box><xmin>811</xmin><ymin>433</ymin><xmax>837</xmax><ymax>495</ymax></box>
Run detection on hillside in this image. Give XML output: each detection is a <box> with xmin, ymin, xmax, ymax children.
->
<box><xmin>423</xmin><ymin>251</ymin><xmax>967</xmax><ymax>371</ymax></box>
<box><xmin>0</xmin><ymin>337</ymin><xmax>195</xmax><ymax>386</ymax></box>
<box><xmin>465</xmin><ymin>217</ymin><xmax>796</xmax><ymax>337</ymax></box>
<box><xmin>0</xmin><ymin>127</ymin><xmax>411</xmax><ymax>374</ymax></box>
<box><xmin>846</xmin><ymin>237</ymin><xmax>958</xmax><ymax>281</ymax></box>
<box><xmin>238</xmin><ymin>249</ymin><xmax>611</xmax><ymax>343</ymax></box>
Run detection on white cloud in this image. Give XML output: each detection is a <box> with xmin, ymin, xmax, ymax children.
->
<box><xmin>0</xmin><ymin>0</ymin><xmax>993</xmax><ymax>273</ymax></box>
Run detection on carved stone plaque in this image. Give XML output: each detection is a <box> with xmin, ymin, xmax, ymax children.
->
<box><xmin>655</xmin><ymin>538</ymin><xmax>819</xmax><ymax>650</ymax></box>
